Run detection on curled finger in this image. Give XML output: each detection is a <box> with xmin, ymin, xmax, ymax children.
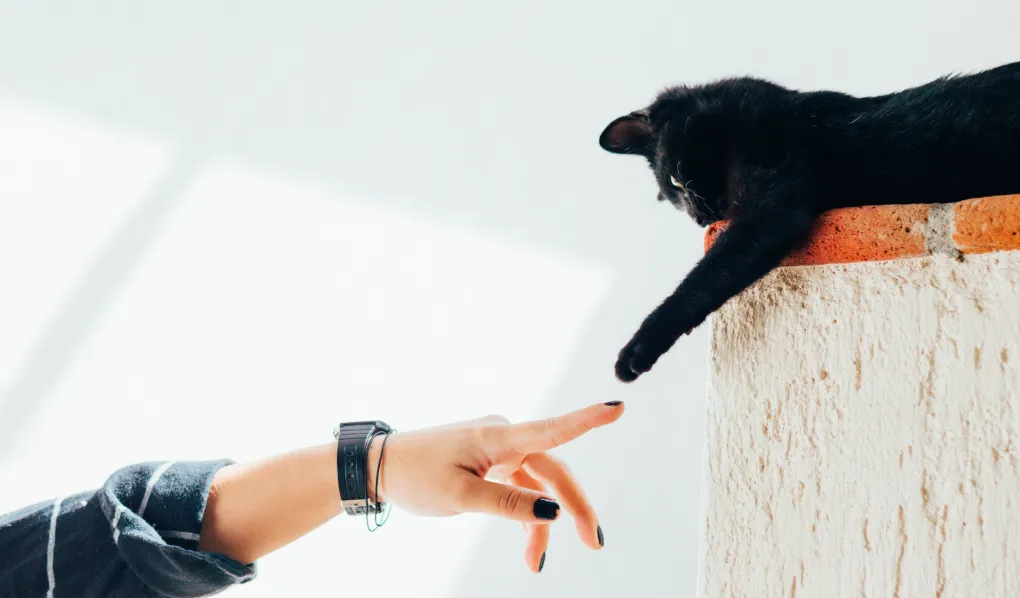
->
<box><xmin>525</xmin><ymin>452</ymin><xmax>603</xmax><ymax>551</ymax></box>
<box><xmin>510</xmin><ymin>470</ymin><xmax>550</xmax><ymax>573</ymax></box>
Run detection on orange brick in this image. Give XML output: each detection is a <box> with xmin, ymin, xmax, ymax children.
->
<box><xmin>703</xmin><ymin>204</ymin><xmax>930</xmax><ymax>266</ymax></box>
<box><xmin>787</xmin><ymin>204</ymin><xmax>930</xmax><ymax>266</ymax></box>
<box><xmin>704</xmin><ymin>221</ymin><xmax>728</xmax><ymax>253</ymax></box>
<box><xmin>952</xmin><ymin>195</ymin><xmax>1020</xmax><ymax>254</ymax></box>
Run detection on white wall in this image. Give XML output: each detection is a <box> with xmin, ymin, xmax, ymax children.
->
<box><xmin>704</xmin><ymin>253</ymin><xmax>1020</xmax><ymax>597</ymax></box>
<box><xmin>0</xmin><ymin>2</ymin><xmax>1017</xmax><ymax>596</ymax></box>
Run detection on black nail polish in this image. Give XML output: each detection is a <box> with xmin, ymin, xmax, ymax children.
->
<box><xmin>533</xmin><ymin>498</ymin><xmax>560</xmax><ymax>520</ymax></box>
<box><xmin>597</xmin><ymin>525</ymin><xmax>604</xmax><ymax>547</ymax></box>
<box><xmin>604</xmin><ymin>401</ymin><xmax>622</xmax><ymax>406</ymax></box>
<box><xmin>539</xmin><ymin>552</ymin><xmax>546</xmax><ymax>573</ymax></box>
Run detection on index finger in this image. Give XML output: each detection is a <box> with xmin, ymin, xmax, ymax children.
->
<box><xmin>506</xmin><ymin>401</ymin><xmax>624</xmax><ymax>455</ymax></box>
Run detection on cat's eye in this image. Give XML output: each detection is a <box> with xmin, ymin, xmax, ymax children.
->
<box><xmin>669</xmin><ymin>175</ymin><xmax>686</xmax><ymax>191</ymax></box>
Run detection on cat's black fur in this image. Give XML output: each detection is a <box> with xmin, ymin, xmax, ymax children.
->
<box><xmin>601</xmin><ymin>61</ymin><xmax>1020</xmax><ymax>383</ymax></box>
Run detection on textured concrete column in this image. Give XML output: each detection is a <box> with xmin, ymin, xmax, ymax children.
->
<box><xmin>700</xmin><ymin>196</ymin><xmax>1020</xmax><ymax>598</ymax></box>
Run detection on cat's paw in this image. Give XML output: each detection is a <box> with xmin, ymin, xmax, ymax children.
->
<box><xmin>614</xmin><ymin>326</ymin><xmax>691</xmax><ymax>382</ymax></box>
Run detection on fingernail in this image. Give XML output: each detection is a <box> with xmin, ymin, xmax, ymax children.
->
<box><xmin>604</xmin><ymin>401</ymin><xmax>622</xmax><ymax>406</ymax></box>
<box><xmin>539</xmin><ymin>552</ymin><xmax>546</xmax><ymax>573</ymax></box>
<box><xmin>533</xmin><ymin>498</ymin><xmax>560</xmax><ymax>520</ymax></box>
<box><xmin>597</xmin><ymin>525</ymin><xmax>605</xmax><ymax>547</ymax></box>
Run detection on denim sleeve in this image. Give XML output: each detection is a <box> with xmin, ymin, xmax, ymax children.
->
<box><xmin>0</xmin><ymin>460</ymin><xmax>256</xmax><ymax>597</ymax></box>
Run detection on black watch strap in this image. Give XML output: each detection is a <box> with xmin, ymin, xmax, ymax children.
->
<box><xmin>333</xmin><ymin>421</ymin><xmax>391</xmax><ymax>516</ymax></box>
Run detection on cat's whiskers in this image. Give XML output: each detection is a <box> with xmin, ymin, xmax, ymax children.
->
<box><xmin>686</xmin><ymin>180</ymin><xmax>709</xmax><ymax>212</ymax></box>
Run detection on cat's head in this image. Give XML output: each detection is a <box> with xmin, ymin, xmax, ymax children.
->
<box><xmin>599</xmin><ymin>88</ymin><xmax>731</xmax><ymax>227</ymax></box>
<box><xmin>601</xmin><ymin>78</ymin><xmax>792</xmax><ymax>226</ymax></box>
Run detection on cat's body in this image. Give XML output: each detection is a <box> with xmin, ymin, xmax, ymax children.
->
<box><xmin>601</xmin><ymin>61</ymin><xmax>1020</xmax><ymax>382</ymax></box>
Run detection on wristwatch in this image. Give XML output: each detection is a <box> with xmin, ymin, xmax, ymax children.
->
<box><xmin>333</xmin><ymin>421</ymin><xmax>392</xmax><ymax>516</ymax></box>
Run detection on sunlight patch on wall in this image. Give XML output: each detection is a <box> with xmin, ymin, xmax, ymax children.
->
<box><xmin>0</xmin><ymin>94</ymin><xmax>173</xmax><ymax>475</ymax></box>
<box><xmin>0</xmin><ymin>95</ymin><xmax>172</xmax><ymax>393</ymax></box>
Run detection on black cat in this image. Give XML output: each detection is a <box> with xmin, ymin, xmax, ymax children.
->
<box><xmin>601</xmin><ymin>61</ymin><xmax>1020</xmax><ymax>383</ymax></box>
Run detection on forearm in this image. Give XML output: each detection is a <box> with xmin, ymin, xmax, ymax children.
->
<box><xmin>198</xmin><ymin>441</ymin><xmax>379</xmax><ymax>564</ymax></box>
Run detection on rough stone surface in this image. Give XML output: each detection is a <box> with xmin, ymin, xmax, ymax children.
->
<box><xmin>701</xmin><ymin>252</ymin><xmax>1020</xmax><ymax>598</ymax></box>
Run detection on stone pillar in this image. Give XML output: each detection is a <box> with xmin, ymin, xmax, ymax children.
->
<box><xmin>700</xmin><ymin>196</ymin><xmax>1020</xmax><ymax>597</ymax></box>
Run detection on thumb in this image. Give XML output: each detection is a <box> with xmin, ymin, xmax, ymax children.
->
<box><xmin>458</xmin><ymin>476</ymin><xmax>561</xmax><ymax>524</ymax></box>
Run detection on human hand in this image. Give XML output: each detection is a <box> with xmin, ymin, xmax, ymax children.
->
<box><xmin>369</xmin><ymin>401</ymin><xmax>624</xmax><ymax>573</ymax></box>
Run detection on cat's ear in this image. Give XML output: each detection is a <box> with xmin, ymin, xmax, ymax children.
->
<box><xmin>599</xmin><ymin>111</ymin><xmax>653</xmax><ymax>155</ymax></box>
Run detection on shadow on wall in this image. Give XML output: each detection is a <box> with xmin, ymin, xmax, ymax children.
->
<box><xmin>0</xmin><ymin>3</ymin><xmax>708</xmax><ymax>597</ymax></box>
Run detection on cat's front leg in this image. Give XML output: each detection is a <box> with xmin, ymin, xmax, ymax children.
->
<box><xmin>615</xmin><ymin>197</ymin><xmax>816</xmax><ymax>382</ymax></box>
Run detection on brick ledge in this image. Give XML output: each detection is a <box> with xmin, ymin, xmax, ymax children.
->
<box><xmin>703</xmin><ymin>194</ymin><xmax>1020</xmax><ymax>266</ymax></box>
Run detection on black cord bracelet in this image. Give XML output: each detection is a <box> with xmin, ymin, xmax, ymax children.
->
<box><xmin>366</xmin><ymin>429</ymin><xmax>396</xmax><ymax>532</ymax></box>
